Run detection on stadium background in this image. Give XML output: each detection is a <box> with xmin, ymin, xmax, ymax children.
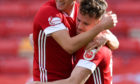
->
<box><xmin>0</xmin><ymin>0</ymin><xmax>140</xmax><ymax>84</ymax></box>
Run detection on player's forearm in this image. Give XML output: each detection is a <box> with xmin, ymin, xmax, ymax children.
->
<box><xmin>46</xmin><ymin>79</ymin><xmax>71</xmax><ymax>84</ymax></box>
<box><xmin>52</xmin><ymin>24</ymin><xmax>104</xmax><ymax>54</ymax></box>
<box><xmin>107</xmin><ymin>39</ymin><xmax>119</xmax><ymax>50</ymax></box>
<box><xmin>30</xmin><ymin>65</ymin><xmax>94</xmax><ymax>84</ymax></box>
<box><xmin>46</xmin><ymin>67</ymin><xmax>92</xmax><ymax>84</ymax></box>
<box><xmin>105</xmin><ymin>31</ymin><xmax>119</xmax><ymax>50</ymax></box>
<box><xmin>68</xmin><ymin>24</ymin><xmax>104</xmax><ymax>54</ymax></box>
<box><xmin>30</xmin><ymin>79</ymin><xmax>72</xmax><ymax>84</ymax></box>
<box><xmin>67</xmin><ymin>66</ymin><xmax>92</xmax><ymax>84</ymax></box>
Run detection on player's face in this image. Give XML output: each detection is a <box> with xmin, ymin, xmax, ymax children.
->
<box><xmin>55</xmin><ymin>0</ymin><xmax>74</xmax><ymax>12</ymax></box>
<box><xmin>76</xmin><ymin>12</ymin><xmax>99</xmax><ymax>34</ymax></box>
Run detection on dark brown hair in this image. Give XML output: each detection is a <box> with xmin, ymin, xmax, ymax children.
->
<box><xmin>80</xmin><ymin>0</ymin><xmax>108</xmax><ymax>19</ymax></box>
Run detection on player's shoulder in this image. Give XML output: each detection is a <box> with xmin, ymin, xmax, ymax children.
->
<box><xmin>39</xmin><ymin>3</ymin><xmax>60</xmax><ymax>16</ymax></box>
<box><xmin>36</xmin><ymin>0</ymin><xmax>61</xmax><ymax>19</ymax></box>
<box><xmin>34</xmin><ymin>0</ymin><xmax>63</xmax><ymax>26</ymax></box>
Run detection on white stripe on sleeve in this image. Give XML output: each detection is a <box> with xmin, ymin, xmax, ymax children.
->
<box><xmin>93</xmin><ymin>72</ymin><xmax>97</xmax><ymax>84</ymax></box>
<box><xmin>95</xmin><ymin>69</ymin><xmax>99</xmax><ymax>84</ymax></box>
<box><xmin>38</xmin><ymin>30</ymin><xmax>42</xmax><ymax>82</ymax></box>
<box><xmin>43</xmin><ymin>33</ymin><xmax>48</xmax><ymax>82</ymax></box>
<box><xmin>44</xmin><ymin>23</ymin><xmax>68</xmax><ymax>35</ymax></box>
<box><xmin>97</xmin><ymin>67</ymin><xmax>102</xmax><ymax>84</ymax></box>
<box><xmin>38</xmin><ymin>30</ymin><xmax>48</xmax><ymax>82</ymax></box>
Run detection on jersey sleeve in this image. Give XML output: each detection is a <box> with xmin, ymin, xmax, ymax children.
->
<box><xmin>76</xmin><ymin>48</ymin><xmax>105</xmax><ymax>73</ymax></box>
<box><xmin>35</xmin><ymin>6</ymin><xmax>68</xmax><ymax>36</ymax></box>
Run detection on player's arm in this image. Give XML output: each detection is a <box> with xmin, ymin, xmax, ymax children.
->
<box><xmin>85</xmin><ymin>30</ymin><xmax>119</xmax><ymax>51</ymax></box>
<box><xmin>51</xmin><ymin>13</ymin><xmax>117</xmax><ymax>54</ymax></box>
<box><xmin>105</xmin><ymin>30</ymin><xmax>119</xmax><ymax>50</ymax></box>
<box><xmin>29</xmin><ymin>66</ymin><xmax>92</xmax><ymax>84</ymax></box>
<box><xmin>60</xmin><ymin>66</ymin><xmax>92</xmax><ymax>84</ymax></box>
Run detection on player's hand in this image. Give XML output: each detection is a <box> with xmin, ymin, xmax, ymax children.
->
<box><xmin>85</xmin><ymin>32</ymin><xmax>107</xmax><ymax>51</ymax></box>
<box><xmin>98</xmin><ymin>11</ymin><xmax>118</xmax><ymax>30</ymax></box>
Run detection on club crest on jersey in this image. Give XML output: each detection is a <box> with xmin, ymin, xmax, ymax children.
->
<box><xmin>83</xmin><ymin>49</ymin><xmax>97</xmax><ymax>61</ymax></box>
<box><xmin>48</xmin><ymin>16</ymin><xmax>62</xmax><ymax>26</ymax></box>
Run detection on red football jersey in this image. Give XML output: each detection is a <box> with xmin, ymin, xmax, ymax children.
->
<box><xmin>33</xmin><ymin>0</ymin><xmax>78</xmax><ymax>82</ymax></box>
<box><xmin>75</xmin><ymin>46</ymin><xmax>113</xmax><ymax>84</ymax></box>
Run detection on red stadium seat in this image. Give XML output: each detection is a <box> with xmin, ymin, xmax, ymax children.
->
<box><xmin>111</xmin><ymin>19</ymin><xmax>129</xmax><ymax>33</ymax></box>
<box><xmin>0</xmin><ymin>2</ymin><xmax>42</xmax><ymax>17</ymax></box>
<box><xmin>0</xmin><ymin>39</ymin><xmax>19</xmax><ymax>56</ymax></box>
<box><xmin>113</xmin><ymin>56</ymin><xmax>140</xmax><ymax>74</ymax></box>
<box><xmin>0</xmin><ymin>24</ymin><xmax>6</xmax><ymax>37</ymax></box>
<box><xmin>111</xmin><ymin>18</ymin><xmax>140</xmax><ymax>37</ymax></box>
<box><xmin>112</xmin><ymin>2</ymin><xmax>140</xmax><ymax>15</ymax></box>
<box><xmin>0</xmin><ymin>58</ymin><xmax>30</xmax><ymax>74</ymax></box>
<box><xmin>117</xmin><ymin>38</ymin><xmax>140</xmax><ymax>52</ymax></box>
<box><xmin>0</xmin><ymin>20</ymin><xmax>33</xmax><ymax>37</ymax></box>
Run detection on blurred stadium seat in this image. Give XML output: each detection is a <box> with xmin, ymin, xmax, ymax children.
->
<box><xmin>0</xmin><ymin>2</ymin><xmax>42</xmax><ymax>18</ymax></box>
<box><xmin>109</xmin><ymin>2</ymin><xmax>140</xmax><ymax>15</ymax></box>
<box><xmin>118</xmin><ymin>38</ymin><xmax>140</xmax><ymax>52</ymax></box>
<box><xmin>0</xmin><ymin>39</ymin><xmax>19</xmax><ymax>56</ymax></box>
<box><xmin>0</xmin><ymin>58</ymin><xmax>30</xmax><ymax>74</ymax></box>
<box><xmin>0</xmin><ymin>20</ymin><xmax>33</xmax><ymax>37</ymax></box>
<box><xmin>0</xmin><ymin>0</ymin><xmax>43</xmax><ymax>84</ymax></box>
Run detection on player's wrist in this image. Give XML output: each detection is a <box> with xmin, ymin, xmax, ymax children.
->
<box><xmin>93</xmin><ymin>23</ymin><xmax>105</xmax><ymax>33</ymax></box>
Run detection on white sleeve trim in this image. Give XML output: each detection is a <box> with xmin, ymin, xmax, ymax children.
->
<box><xmin>44</xmin><ymin>23</ymin><xmax>68</xmax><ymax>35</ymax></box>
<box><xmin>76</xmin><ymin>59</ymin><xmax>96</xmax><ymax>73</ymax></box>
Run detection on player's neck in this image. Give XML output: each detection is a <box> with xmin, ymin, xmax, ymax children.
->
<box><xmin>64</xmin><ymin>2</ymin><xmax>75</xmax><ymax>16</ymax></box>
